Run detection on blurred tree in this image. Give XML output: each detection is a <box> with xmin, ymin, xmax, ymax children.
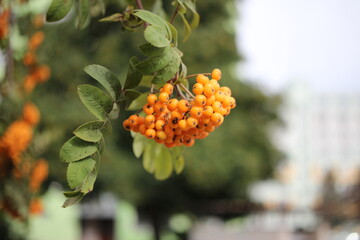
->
<box><xmin>24</xmin><ymin>0</ymin><xmax>283</xmax><ymax>239</ymax></box>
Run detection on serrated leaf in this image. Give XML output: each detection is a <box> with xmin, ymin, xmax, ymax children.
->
<box><xmin>67</xmin><ymin>157</ymin><xmax>96</xmax><ymax>189</ymax></box>
<box><xmin>125</xmin><ymin>89</ymin><xmax>141</xmax><ymax>110</ymax></box>
<box><xmin>174</xmin><ymin>155</ymin><xmax>185</xmax><ymax>174</ymax></box>
<box><xmin>46</xmin><ymin>0</ymin><xmax>74</xmax><ymax>22</ymax></box>
<box><xmin>179</xmin><ymin>13</ymin><xmax>192</xmax><ymax>42</ymax></box>
<box><xmin>133</xmin><ymin>133</ymin><xmax>148</xmax><ymax>158</ymax></box>
<box><xmin>99</xmin><ymin>13</ymin><xmax>123</xmax><ymax>22</ymax></box>
<box><xmin>73</xmin><ymin>120</ymin><xmax>107</xmax><ymax>142</ymax></box>
<box><xmin>138</xmin><ymin>43</ymin><xmax>165</xmax><ymax>57</ymax></box>
<box><xmin>78</xmin><ymin>84</ymin><xmax>114</xmax><ymax>120</ymax></box>
<box><xmin>143</xmin><ymin>142</ymin><xmax>157</xmax><ymax>173</ymax></box>
<box><xmin>152</xmin><ymin>49</ymin><xmax>181</xmax><ymax>84</ymax></box>
<box><xmin>124</xmin><ymin>57</ymin><xmax>142</xmax><ymax>89</ymax></box>
<box><xmin>154</xmin><ymin>146</ymin><xmax>173</xmax><ymax>180</ymax></box>
<box><xmin>134</xmin><ymin>10</ymin><xmax>170</xmax><ymax>37</ymax></box>
<box><xmin>127</xmin><ymin>93</ymin><xmax>148</xmax><ymax>111</ymax></box>
<box><xmin>78</xmin><ymin>0</ymin><xmax>89</xmax><ymax>29</ymax></box>
<box><xmin>84</xmin><ymin>65</ymin><xmax>121</xmax><ymax>101</ymax></box>
<box><xmin>62</xmin><ymin>194</ymin><xmax>84</xmax><ymax>208</ymax></box>
<box><xmin>60</xmin><ymin>136</ymin><xmax>98</xmax><ymax>163</ymax></box>
<box><xmin>144</xmin><ymin>25</ymin><xmax>171</xmax><ymax>48</ymax></box>
<box><xmin>135</xmin><ymin>46</ymin><xmax>172</xmax><ymax>74</ymax></box>
<box><xmin>63</xmin><ymin>190</ymin><xmax>82</xmax><ymax>197</ymax></box>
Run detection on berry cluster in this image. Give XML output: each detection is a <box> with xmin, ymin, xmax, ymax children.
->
<box><xmin>123</xmin><ymin>69</ymin><xmax>236</xmax><ymax>148</ymax></box>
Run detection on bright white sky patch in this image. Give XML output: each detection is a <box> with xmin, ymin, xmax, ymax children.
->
<box><xmin>236</xmin><ymin>0</ymin><xmax>360</xmax><ymax>93</ymax></box>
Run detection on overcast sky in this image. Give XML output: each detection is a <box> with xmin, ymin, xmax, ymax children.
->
<box><xmin>236</xmin><ymin>0</ymin><xmax>360</xmax><ymax>93</ymax></box>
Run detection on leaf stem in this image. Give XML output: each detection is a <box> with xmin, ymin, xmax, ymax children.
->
<box><xmin>135</xmin><ymin>0</ymin><xmax>144</xmax><ymax>9</ymax></box>
<box><xmin>170</xmin><ymin>4</ymin><xmax>180</xmax><ymax>24</ymax></box>
<box><xmin>150</xmin><ymin>84</ymin><xmax>155</xmax><ymax>93</ymax></box>
<box><xmin>175</xmin><ymin>84</ymin><xmax>188</xmax><ymax>100</ymax></box>
<box><xmin>186</xmin><ymin>73</ymin><xmax>211</xmax><ymax>79</ymax></box>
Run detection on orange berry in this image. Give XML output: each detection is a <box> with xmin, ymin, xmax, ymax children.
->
<box><xmin>139</xmin><ymin>124</ymin><xmax>147</xmax><ymax>134</ymax></box>
<box><xmin>203</xmin><ymin>83</ymin><xmax>215</xmax><ymax>97</ymax></box>
<box><xmin>147</xmin><ymin>94</ymin><xmax>157</xmax><ymax>104</ymax></box>
<box><xmin>212</xmin><ymin>101</ymin><xmax>222</xmax><ymax>113</ymax></box>
<box><xmin>190</xmin><ymin>106</ymin><xmax>203</xmax><ymax>118</ymax></box>
<box><xmin>128</xmin><ymin>115</ymin><xmax>139</xmax><ymax>126</ymax></box>
<box><xmin>196</xmin><ymin>74</ymin><xmax>209</xmax><ymax>85</ymax></box>
<box><xmin>211</xmin><ymin>68</ymin><xmax>222</xmax><ymax>81</ymax></box>
<box><xmin>167</xmin><ymin>98</ymin><xmax>179</xmax><ymax>111</ymax></box>
<box><xmin>219</xmin><ymin>107</ymin><xmax>228</xmax><ymax>116</ymax></box>
<box><xmin>178</xmin><ymin>119</ymin><xmax>188</xmax><ymax>129</ymax></box>
<box><xmin>209</xmin><ymin>79</ymin><xmax>220</xmax><ymax>92</ymax></box>
<box><xmin>154</xmin><ymin>102</ymin><xmax>166</xmax><ymax>113</ymax></box>
<box><xmin>222</xmin><ymin>96</ymin><xmax>231</xmax><ymax>108</ymax></box>
<box><xmin>205</xmin><ymin>125</ymin><xmax>215</xmax><ymax>132</ymax></box>
<box><xmin>145</xmin><ymin>129</ymin><xmax>156</xmax><ymax>139</ymax></box>
<box><xmin>145</xmin><ymin>114</ymin><xmax>155</xmax><ymax>126</ymax></box>
<box><xmin>156</xmin><ymin>130</ymin><xmax>167</xmax><ymax>140</ymax></box>
<box><xmin>155</xmin><ymin>119</ymin><xmax>166</xmax><ymax>130</ymax></box>
<box><xmin>174</xmin><ymin>128</ymin><xmax>183</xmax><ymax>136</ymax></box>
<box><xmin>143</xmin><ymin>103</ymin><xmax>154</xmax><ymax>115</ymax></box>
<box><xmin>178</xmin><ymin>99</ymin><xmax>190</xmax><ymax>112</ymax></box>
<box><xmin>206</xmin><ymin>95</ymin><xmax>216</xmax><ymax>106</ymax></box>
<box><xmin>203</xmin><ymin>106</ymin><xmax>214</xmax><ymax>117</ymax></box>
<box><xmin>183</xmin><ymin>137</ymin><xmax>195</xmax><ymax>147</ymax></box>
<box><xmin>164</xmin><ymin>125</ymin><xmax>174</xmax><ymax>137</ymax></box>
<box><xmin>159</xmin><ymin>92</ymin><xmax>169</xmax><ymax>103</ymax></box>
<box><xmin>165</xmin><ymin>141</ymin><xmax>176</xmax><ymax>148</ymax></box>
<box><xmin>192</xmin><ymin>83</ymin><xmax>204</xmax><ymax>95</ymax></box>
<box><xmin>219</xmin><ymin>86</ymin><xmax>231</xmax><ymax>96</ymax></box>
<box><xmin>194</xmin><ymin>95</ymin><xmax>206</xmax><ymax>106</ymax></box>
<box><xmin>28</xmin><ymin>31</ymin><xmax>44</xmax><ymax>50</ymax></box>
<box><xmin>229</xmin><ymin>97</ymin><xmax>236</xmax><ymax>109</ymax></box>
<box><xmin>186</xmin><ymin>117</ymin><xmax>198</xmax><ymax>128</ymax></box>
<box><xmin>211</xmin><ymin>112</ymin><xmax>224</xmax><ymax>125</ymax></box>
<box><xmin>215</xmin><ymin>91</ymin><xmax>226</xmax><ymax>102</ymax></box>
<box><xmin>161</xmin><ymin>83</ymin><xmax>174</xmax><ymax>95</ymax></box>
<box><xmin>123</xmin><ymin>119</ymin><xmax>132</xmax><ymax>131</ymax></box>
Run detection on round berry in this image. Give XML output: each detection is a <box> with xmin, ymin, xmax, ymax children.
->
<box><xmin>215</xmin><ymin>91</ymin><xmax>226</xmax><ymax>102</ymax></box>
<box><xmin>186</xmin><ymin>117</ymin><xmax>198</xmax><ymax>128</ymax></box>
<box><xmin>194</xmin><ymin>95</ymin><xmax>206</xmax><ymax>106</ymax></box>
<box><xmin>196</xmin><ymin>74</ymin><xmax>209</xmax><ymax>85</ymax></box>
<box><xmin>192</xmin><ymin>83</ymin><xmax>204</xmax><ymax>95</ymax></box>
<box><xmin>145</xmin><ymin>114</ymin><xmax>155</xmax><ymax>126</ymax></box>
<box><xmin>147</xmin><ymin>94</ymin><xmax>157</xmax><ymax>104</ymax></box>
<box><xmin>145</xmin><ymin>129</ymin><xmax>156</xmax><ymax>139</ymax></box>
<box><xmin>159</xmin><ymin>92</ymin><xmax>169</xmax><ymax>103</ymax></box>
<box><xmin>143</xmin><ymin>103</ymin><xmax>154</xmax><ymax>115</ymax></box>
<box><xmin>229</xmin><ymin>97</ymin><xmax>236</xmax><ymax>109</ymax></box>
<box><xmin>161</xmin><ymin>83</ymin><xmax>174</xmax><ymax>95</ymax></box>
<box><xmin>209</xmin><ymin>79</ymin><xmax>220</xmax><ymax>92</ymax></box>
<box><xmin>178</xmin><ymin>99</ymin><xmax>190</xmax><ymax>112</ymax></box>
<box><xmin>211</xmin><ymin>112</ymin><xmax>224</xmax><ymax>125</ymax></box>
<box><xmin>128</xmin><ymin>115</ymin><xmax>139</xmax><ymax>126</ymax></box>
<box><xmin>155</xmin><ymin>119</ymin><xmax>166</xmax><ymax>130</ymax></box>
<box><xmin>178</xmin><ymin>119</ymin><xmax>188</xmax><ymax>129</ymax></box>
<box><xmin>167</xmin><ymin>98</ymin><xmax>179</xmax><ymax>111</ymax></box>
<box><xmin>203</xmin><ymin>106</ymin><xmax>214</xmax><ymax>117</ymax></box>
<box><xmin>156</xmin><ymin>130</ymin><xmax>167</xmax><ymax>140</ymax></box>
<box><xmin>211</xmin><ymin>68</ymin><xmax>222</xmax><ymax>81</ymax></box>
<box><xmin>123</xmin><ymin>119</ymin><xmax>132</xmax><ymax>131</ymax></box>
<box><xmin>190</xmin><ymin>106</ymin><xmax>203</xmax><ymax>118</ymax></box>
<box><xmin>203</xmin><ymin>83</ymin><xmax>215</xmax><ymax>97</ymax></box>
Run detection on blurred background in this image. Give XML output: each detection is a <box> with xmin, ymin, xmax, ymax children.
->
<box><xmin>0</xmin><ymin>0</ymin><xmax>359</xmax><ymax>240</ymax></box>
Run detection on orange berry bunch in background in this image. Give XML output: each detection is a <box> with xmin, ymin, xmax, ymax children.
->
<box><xmin>123</xmin><ymin>69</ymin><xmax>236</xmax><ymax>148</ymax></box>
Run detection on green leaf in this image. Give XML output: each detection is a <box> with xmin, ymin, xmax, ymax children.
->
<box><xmin>62</xmin><ymin>194</ymin><xmax>84</xmax><ymax>208</ymax></box>
<box><xmin>99</xmin><ymin>13</ymin><xmax>123</xmax><ymax>22</ymax></box>
<box><xmin>81</xmin><ymin>169</ymin><xmax>97</xmax><ymax>193</ymax></box>
<box><xmin>124</xmin><ymin>57</ymin><xmax>143</xmax><ymax>89</ymax></box>
<box><xmin>63</xmin><ymin>190</ymin><xmax>82</xmax><ymax>198</ymax></box>
<box><xmin>67</xmin><ymin>157</ymin><xmax>96</xmax><ymax>189</ymax></box>
<box><xmin>168</xmin><ymin>23</ymin><xmax>178</xmax><ymax>47</ymax></box>
<box><xmin>143</xmin><ymin>142</ymin><xmax>157</xmax><ymax>174</ymax></box>
<box><xmin>134</xmin><ymin>10</ymin><xmax>170</xmax><ymax>36</ymax></box>
<box><xmin>84</xmin><ymin>65</ymin><xmax>121</xmax><ymax>101</ymax></box>
<box><xmin>60</xmin><ymin>136</ymin><xmax>98</xmax><ymax>163</ymax></box>
<box><xmin>78</xmin><ymin>0</ymin><xmax>89</xmax><ymax>29</ymax></box>
<box><xmin>154</xmin><ymin>146</ymin><xmax>173</xmax><ymax>180</ymax></box>
<box><xmin>125</xmin><ymin>89</ymin><xmax>141</xmax><ymax>110</ymax></box>
<box><xmin>184</xmin><ymin>1</ymin><xmax>200</xmax><ymax>29</ymax></box>
<box><xmin>144</xmin><ymin>25</ymin><xmax>171</xmax><ymax>48</ymax></box>
<box><xmin>179</xmin><ymin>13</ymin><xmax>192</xmax><ymax>42</ymax></box>
<box><xmin>152</xmin><ymin>49</ymin><xmax>181</xmax><ymax>84</ymax></box>
<box><xmin>138</xmin><ymin>43</ymin><xmax>165</xmax><ymax>57</ymax></box>
<box><xmin>135</xmin><ymin>46</ymin><xmax>172</xmax><ymax>74</ymax></box>
<box><xmin>127</xmin><ymin>92</ymin><xmax>148</xmax><ymax>111</ymax></box>
<box><xmin>78</xmin><ymin>84</ymin><xmax>114</xmax><ymax>120</ymax></box>
<box><xmin>174</xmin><ymin>155</ymin><xmax>185</xmax><ymax>174</ymax></box>
<box><xmin>46</xmin><ymin>0</ymin><xmax>74</xmax><ymax>22</ymax></box>
<box><xmin>97</xmin><ymin>137</ymin><xmax>105</xmax><ymax>154</ymax></box>
<box><xmin>73</xmin><ymin>120</ymin><xmax>107</xmax><ymax>143</ymax></box>
<box><xmin>139</xmin><ymin>75</ymin><xmax>155</xmax><ymax>87</ymax></box>
<box><xmin>133</xmin><ymin>133</ymin><xmax>149</xmax><ymax>158</ymax></box>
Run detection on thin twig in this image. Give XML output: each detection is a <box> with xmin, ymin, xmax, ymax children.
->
<box><xmin>135</xmin><ymin>0</ymin><xmax>144</xmax><ymax>9</ymax></box>
<box><xmin>179</xmin><ymin>83</ymin><xmax>195</xmax><ymax>99</ymax></box>
<box><xmin>170</xmin><ymin>4</ymin><xmax>180</xmax><ymax>24</ymax></box>
<box><xmin>150</xmin><ymin>84</ymin><xmax>155</xmax><ymax>93</ymax></box>
<box><xmin>175</xmin><ymin>84</ymin><xmax>188</xmax><ymax>100</ymax></box>
<box><xmin>186</xmin><ymin>73</ymin><xmax>211</xmax><ymax>79</ymax></box>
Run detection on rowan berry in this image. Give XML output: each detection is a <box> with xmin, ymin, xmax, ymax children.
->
<box><xmin>139</xmin><ymin>124</ymin><xmax>147</xmax><ymax>134</ymax></box>
<box><xmin>205</xmin><ymin>125</ymin><xmax>215</xmax><ymax>133</ymax></box>
<box><xmin>229</xmin><ymin>97</ymin><xmax>236</xmax><ymax>109</ymax></box>
<box><xmin>183</xmin><ymin>137</ymin><xmax>195</xmax><ymax>147</ymax></box>
<box><xmin>212</xmin><ymin>101</ymin><xmax>222</xmax><ymax>113</ymax></box>
<box><xmin>123</xmin><ymin>119</ymin><xmax>132</xmax><ymax>130</ymax></box>
<box><xmin>159</xmin><ymin>92</ymin><xmax>169</xmax><ymax>103</ymax></box>
<box><xmin>206</xmin><ymin>95</ymin><xmax>216</xmax><ymax>106</ymax></box>
<box><xmin>190</xmin><ymin>106</ymin><xmax>203</xmax><ymax>118</ymax></box>
<box><xmin>155</xmin><ymin>119</ymin><xmax>166</xmax><ymax>130</ymax></box>
<box><xmin>219</xmin><ymin>86</ymin><xmax>231</xmax><ymax>96</ymax></box>
<box><xmin>209</xmin><ymin>79</ymin><xmax>220</xmax><ymax>92</ymax></box>
<box><xmin>143</xmin><ymin>103</ymin><xmax>154</xmax><ymax>115</ymax></box>
<box><xmin>161</xmin><ymin>83</ymin><xmax>174</xmax><ymax>95</ymax></box>
<box><xmin>147</xmin><ymin>94</ymin><xmax>157</xmax><ymax>104</ymax></box>
<box><xmin>222</xmin><ymin>96</ymin><xmax>231</xmax><ymax>108</ymax></box>
<box><xmin>211</xmin><ymin>68</ymin><xmax>222</xmax><ymax>81</ymax></box>
<box><xmin>194</xmin><ymin>95</ymin><xmax>206</xmax><ymax>106</ymax></box>
<box><xmin>192</xmin><ymin>83</ymin><xmax>204</xmax><ymax>95</ymax></box>
<box><xmin>145</xmin><ymin>129</ymin><xmax>156</xmax><ymax>139</ymax></box>
<box><xmin>196</xmin><ymin>74</ymin><xmax>209</xmax><ymax>85</ymax></box>
<box><xmin>156</xmin><ymin>130</ymin><xmax>167</xmax><ymax>140</ymax></box>
<box><xmin>178</xmin><ymin>99</ymin><xmax>190</xmax><ymax>112</ymax></box>
<box><xmin>154</xmin><ymin>102</ymin><xmax>166</xmax><ymax>113</ymax></box>
<box><xmin>145</xmin><ymin>114</ymin><xmax>155</xmax><ymax>126</ymax></box>
<box><xmin>186</xmin><ymin>117</ymin><xmax>198</xmax><ymax>128</ymax></box>
<box><xmin>128</xmin><ymin>115</ymin><xmax>139</xmax><ymax>126</ymax></box>
<box><xmin>211</xmin><ymin>112</ymin><xmax>224</xmax><ymax>125</ymax></box>
<box><xmin>178</xmin><ymin>119</ymin><xmax>188</xmax><ymax>129</ymax></box>
<box><xmin>215</xmin><ymin>91</ymin><xmax>226</xmax><ymax>102</ymax></box>
<box><xmin>174</xmin><ymin>128</ymin><xmax>183</xmax><ymax>136</ymax></box>
<box><xmin>167</xmin><ymin>99</ymin><xmax>179</xmax><ymax>111</ymax></box>
<box><xmin>203</xmin><ymin>106</ymin><xmax>214</xmax><ymax>117</ymax></box>
<box><xmin>203</xmin><ymin>83</ymin><xmax>215</xmax><ymax>97</ymax></box>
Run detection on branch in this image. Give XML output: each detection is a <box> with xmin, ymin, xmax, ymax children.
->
<box><xmin>179</xmin><ymin>83</ymin><xmax>195</xmax><ymax>99</ymax></box>
<box><xmin>186</xmin><ymin>73</ymin><xmax>211</xmax><ymax>79</ymax></box>
<box><xmin>170</xmin><ymin>4</ymin><xmax>180</xmax><ymax>24</ymax></box>
<box><xmin>135</xmin><ymin>0</ymin><xmax>144</xmax><ymax>9</ymax></box>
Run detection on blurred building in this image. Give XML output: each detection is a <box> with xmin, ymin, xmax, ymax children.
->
<box><xmin>250</xmin><ymin>82</ymin><xmax>360</xmax><ymax>229</ymax></box>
